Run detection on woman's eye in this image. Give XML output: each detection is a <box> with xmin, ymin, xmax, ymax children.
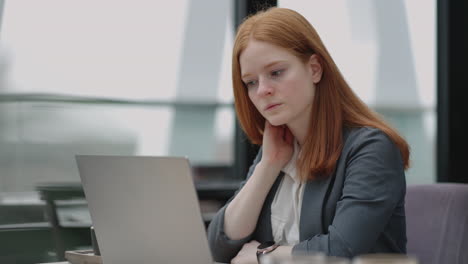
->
<box><xmin>271</xmin><ymin>69</ymin><xmax>283</xmax><ymax>77</ymax></box>
<box><xmin>245</xmin><ymin>80</ymin><xmax>258</xmax><ymax>89</ymax></box>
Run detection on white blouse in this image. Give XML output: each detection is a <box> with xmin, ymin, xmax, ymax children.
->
<box><xmin>270</xmin><ymin>140</ymin><xmax>305</xmax><ymax>246</ymax></box>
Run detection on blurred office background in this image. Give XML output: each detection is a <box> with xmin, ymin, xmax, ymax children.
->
<box><xmin>0</xmin><ymin>0</ymin><xmax>466</xmax><ymax>263</ymax></box>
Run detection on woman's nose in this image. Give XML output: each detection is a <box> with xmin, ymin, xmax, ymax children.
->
<box><xmin>257</xmin><ymin>79</ymin><xmax>274</xmax><ymax>96</ymax></box>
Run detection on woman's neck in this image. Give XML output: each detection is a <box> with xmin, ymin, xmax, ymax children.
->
<box><xmin>287</xmin><ymin>121</ymin><xmax>309</xmax><ymax>146</ymax></box>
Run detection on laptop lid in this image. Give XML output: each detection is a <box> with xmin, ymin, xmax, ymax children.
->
<box><xmin>75</xmin><ymin>155</ymin><xmax>213</xmax><ymax>264</ymax></box>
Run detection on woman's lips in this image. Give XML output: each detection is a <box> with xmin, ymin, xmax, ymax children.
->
<box><xmin>265</xmin><ymin>103</ymin><xmax>282</xmax><ymax>111</ymax></box>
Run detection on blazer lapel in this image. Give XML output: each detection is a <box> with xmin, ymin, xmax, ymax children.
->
<box><xmin>254</xmin><ymin>172</ymin><xmax>284</xmax><ymax>242</ymax></box>
<box><xmin>299</xmin><ymin>175</ymin><xmax>335</xmax><ymax>240</ymax></box>
<box><xmin>256</xmin><ymin>164</ymin><xmax>339</xmax><ymax>242</ymax></box>
<box><xmin>299</xmin><ymin>127</ymin><xmax>353</xmax><ymax>240</ymax></box>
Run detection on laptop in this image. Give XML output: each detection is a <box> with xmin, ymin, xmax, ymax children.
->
<box><xmin>75</xmin><ymin>155</ymin><xmax>214</xmax><ymax>264</ymax></box>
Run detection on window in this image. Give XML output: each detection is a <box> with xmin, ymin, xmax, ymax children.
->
<box><xmin>0</xmin><ymin>0</ymin><xmax>236</xmax><ymax>192</ymax></box>
<box><xmin>279</xmin><ymin>0</ymin><xmax>436</xmax><ymax>184</ymax></box>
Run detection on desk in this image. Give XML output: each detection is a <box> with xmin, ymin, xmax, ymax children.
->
<box><xmin>36</xmin><ymin>261</ymin><xmax>226</xmax><ymax>264</ymax></box>
<box><xmin>36</xmin><ymin>183</ymin><xmax>88</xmax><ymax>260</ymax></box>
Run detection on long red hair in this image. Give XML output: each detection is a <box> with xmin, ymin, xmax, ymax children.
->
<box><xmin>232</xmin><ymin>7</ymin><xmax>410</xmax><ymax>181</ymax></box>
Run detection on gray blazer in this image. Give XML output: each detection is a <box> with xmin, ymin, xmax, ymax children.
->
<box><xmin>207</xmin><ymin>127</ymin><xmax>407</xmax><ymax>262</ymax></box>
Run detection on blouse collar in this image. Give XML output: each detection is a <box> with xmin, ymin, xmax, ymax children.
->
<box><xmin>281</xmin><ymin>140</ymin><xmax>301</xmax><ymax>183</ymax></box>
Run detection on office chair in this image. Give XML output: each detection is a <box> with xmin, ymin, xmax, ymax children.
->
<box><xmin>405</xmin><ymin>183</ymin><xmax>468</xmax><ymax>264</ymax></box>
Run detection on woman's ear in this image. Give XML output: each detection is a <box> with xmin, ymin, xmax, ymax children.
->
<box><xmin>308</xmin><ymin>54</ymin><xmax>323</xmax><ymax>84</ymax></box>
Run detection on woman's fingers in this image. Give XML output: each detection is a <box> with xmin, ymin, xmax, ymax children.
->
<box><xmin>283</xmin><ymin>126</ymin><xmax>293</xmax><ymax>145</ymax></box>
<box><xmin>265</xmin><ymin>121</ymin><xmax>282</xmax><ymax>139</ymax></box>
<box><xmin>265</xmin><ymin>121</ymin><xmax>294</xmax><ymax>145</ymax></box>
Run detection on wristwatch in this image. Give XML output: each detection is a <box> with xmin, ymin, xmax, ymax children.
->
<box><xmin>256</xmin><ymin>241</ymin><xmax>279</xmax><ymax>263</ymax></box>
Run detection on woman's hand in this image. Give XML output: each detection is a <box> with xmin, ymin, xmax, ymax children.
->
<box><xmin>222</xmin><ymin>122</ymin><xmax>294</xmax><ymax>241</ymax></box>
<box><xmin>260</xmin><ymin>121</ymin><xmax>294</xmax><ymax>172</ymax></box>
<box><xmin>231</xmin><ymin>240</ymin><xmax>260</xmax><ymax>264</ymax></box>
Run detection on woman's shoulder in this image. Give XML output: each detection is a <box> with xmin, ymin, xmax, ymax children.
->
<box><xmin>344</xmin><ymin>126</ymin><xmax>391</xmax><ymax>144</ymax></box>
<box><xmin>342</xmin><ymin>126</ymin><xmax>401</xmax><ymax>160</ymax></box>
<box><xmin>339</xmin><ymin>126</ymin><xmax>406</xmax><ymax>196</ymax></box>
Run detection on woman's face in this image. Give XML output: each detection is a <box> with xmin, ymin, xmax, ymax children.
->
<box><xmin>239</xmin><ymin>39</ymin><xmax>321</xmax><ymax>128</ymax></box>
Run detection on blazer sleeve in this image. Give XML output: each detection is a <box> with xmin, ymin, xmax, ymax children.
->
<box><xmin>207</xmin><ymin>148</ymin><xmax>263</xmax><ymax>263</ymax></box>
<box><xmin>292</xmin><ymin>128</ymin><xmax>406</xmax><ymax>257</ymax></box>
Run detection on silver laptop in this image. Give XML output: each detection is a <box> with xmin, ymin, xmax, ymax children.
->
<box><xmin>76</xmin><ymin>155</ymin><xmax>213</xmax><ymax>264</ymax></box>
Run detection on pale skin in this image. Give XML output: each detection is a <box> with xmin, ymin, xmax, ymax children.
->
<box><xmin>225</xmin><ymin>40</ymin><xmax>323</xmax><ymax>264</ymax></box>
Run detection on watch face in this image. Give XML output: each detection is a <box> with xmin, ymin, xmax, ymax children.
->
<box><xmin>258</xmin><ymin>241</ymin><xmax>276</xmax><ymax>250</ymax></box>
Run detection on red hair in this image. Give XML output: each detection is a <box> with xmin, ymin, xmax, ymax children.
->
<box><xmin>232</xmin><ymin>7</ymin><xmax>410</xmax><ymax>181</ymax></box>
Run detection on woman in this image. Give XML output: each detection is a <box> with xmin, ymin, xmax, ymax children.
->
<box><xmin>208</xmin><ymin>7</ymin><xmax>410</xmax><ymax>263</ymax></box>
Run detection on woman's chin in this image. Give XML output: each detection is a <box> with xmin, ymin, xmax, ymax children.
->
<box><xmin>266</xmin><ymin>118</ymin><xmax>287</xmax><ymax>127</ymax></box>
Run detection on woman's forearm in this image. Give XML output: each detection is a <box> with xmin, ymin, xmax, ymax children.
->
<box><xmin>224</xmin><ymin>161</ymin><xmax>280</xmax><ymax>240</ymax></box>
